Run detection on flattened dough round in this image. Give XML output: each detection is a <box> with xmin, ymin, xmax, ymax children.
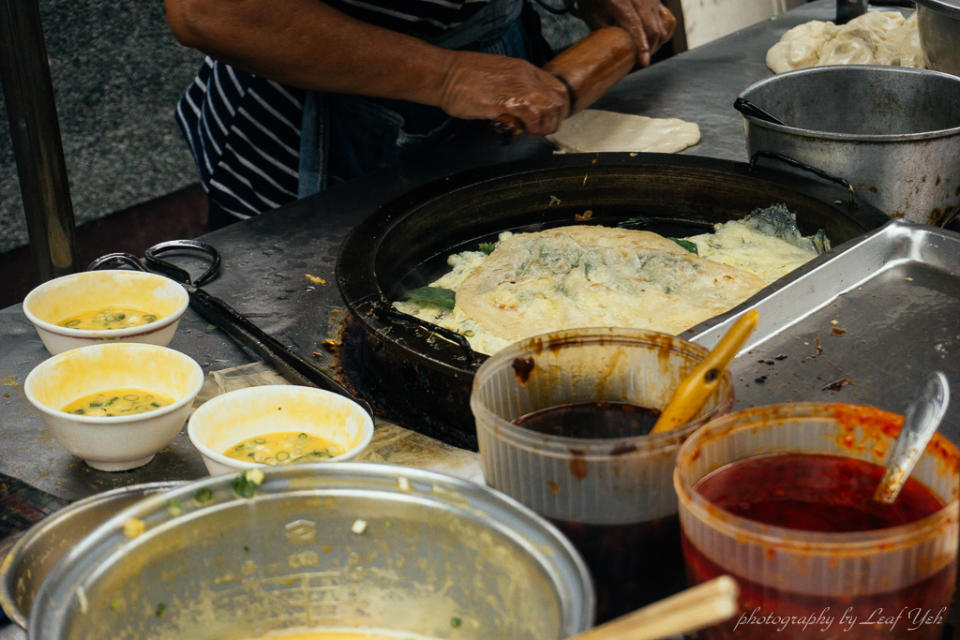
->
<box><xmin>766</xmin><ymin>11</ymin><xmax>922</xmax><ymax>73</ymax></box>
<box><xmin>547</xmin><ymin>109</ymin><xmax>701</xmax><ymax>154</ymax></box>
<box><xmin>455</xmin><ymin>225</ymin><xmax>765</xmax><ymax>343</ymax></box>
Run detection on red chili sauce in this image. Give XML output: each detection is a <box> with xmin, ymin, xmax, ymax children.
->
<box><xmin>684</xmin><ymin>453</ymin><xmax>954</xmax><ymax>639</ymax></box>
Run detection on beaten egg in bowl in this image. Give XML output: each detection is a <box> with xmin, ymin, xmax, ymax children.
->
<box><xmin>188</xmin><ymin>385</ymin><xmax>374</xmax><ymax>475</ymax></box>
<box><xmin>22</xmin><ymin>269</ymin><xmax>189</xmax><ymax>354</ymax></box>
<box><xmin>24</xmin><ymin>342</ymin><xmax>204</xmax><ymax>471</ymax></box>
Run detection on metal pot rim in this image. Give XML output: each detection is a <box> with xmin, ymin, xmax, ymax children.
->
<box><xmin>739</xmin><ymin>65</ymin><xmax>960</xmax><ymax>141</ymax></box>
<box><xmin>29</xmin><ymin>463</ymin><xmax>596</xmax><ymax>637</ymax></box>
<box><xmin>916</xmin><ymin>0</ymin><xmax>960</xmax><ymax>18</ymax></box>
<box><xmin>0</xmin><ymin>480</ymin><xmax>184</xmax><ymax>629</ymax></box>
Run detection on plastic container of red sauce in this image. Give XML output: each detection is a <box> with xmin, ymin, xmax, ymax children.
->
<box><xmin>674</xmin><ymin>403</ymin><xmax>960</xmax><ymax>639</ymax></box>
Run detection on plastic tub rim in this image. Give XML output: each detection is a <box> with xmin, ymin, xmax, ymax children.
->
<box><xmin>674</xmin><ymin>401</ymin><xmax>960</xmax><ymax>555</ymax></box>
<box><xmin>471</xmin><ymin>326</ymin><xmax>735</xmax><ymax>458</ymax></box>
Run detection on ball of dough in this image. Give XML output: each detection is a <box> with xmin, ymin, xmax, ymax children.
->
<box><xmin>765</xmin><ymin>11</ymin><xmax>923</xmax><ymax>73</ymax></box>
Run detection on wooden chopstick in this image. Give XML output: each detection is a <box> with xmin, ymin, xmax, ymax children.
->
<box><xmin>569</xmin><ymin>576</ymin><xmax>739</xmax><ymax>640</ymax></box>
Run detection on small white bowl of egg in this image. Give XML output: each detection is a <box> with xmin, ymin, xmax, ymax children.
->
<box><xmin>22</xmin><ymin>269</ymin><xmax>189</xmax><ymax>355</ymax></box>
<box><xmin>187</xmin><ymin>384</ymin><xmax>374</xmax><ymax>476</ymax></box>
<box><xmin>24</xmin><ymin>342</ymin><xmax>204</xmax><ymax>471</ymax></box>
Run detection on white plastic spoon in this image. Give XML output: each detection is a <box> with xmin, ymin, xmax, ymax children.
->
<box><xmin>874</xmin><ymin>371</ymin><xmax>950</xmax><ymax>504</ymax></box>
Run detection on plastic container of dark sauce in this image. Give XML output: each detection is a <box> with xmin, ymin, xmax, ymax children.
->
<box><xmin>470</xmin><ymin>327</ymin><xmax>735</xmax><ymax>623</ymax></box>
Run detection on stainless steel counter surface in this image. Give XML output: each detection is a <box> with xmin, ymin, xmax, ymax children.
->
<box><xmin>0</xmin><ymin>1</ymin><xmax>941</xmax><ymax>634</ymax></box>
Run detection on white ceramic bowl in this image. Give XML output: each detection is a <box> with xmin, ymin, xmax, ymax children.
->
<box><xmin>188</xmin><ymin>384</ymin><xmax>374</xmax><ymax>476</ymax></box>
<box><xmin>24</xmin><ymin>343</ymin><xmax>205</xmax><ymax>471</ymax></box>
<box><xmin>22</xmin><ymin>270</ymin><xmax>189</xmax><ymax>355</ymax></box>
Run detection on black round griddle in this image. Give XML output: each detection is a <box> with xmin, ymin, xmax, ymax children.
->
<box><xmin>336</xmin><ymin>152</ymin><xmax>890</xmax><ymax>449</ymax></box>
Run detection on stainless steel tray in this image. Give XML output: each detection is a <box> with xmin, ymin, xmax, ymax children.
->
<box><xmin>683</xmin><ymin>219</ymin><xmax>960</xmax><ymax>444</ymax></box>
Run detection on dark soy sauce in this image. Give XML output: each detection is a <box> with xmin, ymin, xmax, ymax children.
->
<box><xmin>512</xmin><ymin>401</ymin><xmax>680</xmax><ymax>623</ymax></box>
<box><xmin>512</xmin><ymin>401</ymin><xmax>661</xmax><ymax>439</ymax></box>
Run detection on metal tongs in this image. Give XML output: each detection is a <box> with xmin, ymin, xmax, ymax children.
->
<box><xmin>88</xmin><ymin>239</ymin><xmax>374</xmax><ymax>419</ymax></box>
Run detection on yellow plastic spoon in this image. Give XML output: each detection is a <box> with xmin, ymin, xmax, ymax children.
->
<box><xmin>650</xmin><ymin>309</ymin><xmax>759</xmax><ymax>434</ymax></box>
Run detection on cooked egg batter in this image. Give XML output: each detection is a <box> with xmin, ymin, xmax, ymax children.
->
<box><xmin>223</xmin><ymin>431</ymin><xmax>345</xmax><ymax>465</ymax></box>
<box><xmin>394</xmin><ymin>212</ymin><xmax>824</xmax><ymax>355</ymax></box>
<box><xmin>686</xmin><ymin>218</ymin><xmax>824</xmax><ymax>283</ymax></box>
<box><xmin>58</xmin><ymin>306</ymin><xmax>160</xmax><ymax>330</ymax></box>
<box><xmin>62</xmin><ymin>389</ymin><xmax>174</xmax><ymax>417</ymax></box>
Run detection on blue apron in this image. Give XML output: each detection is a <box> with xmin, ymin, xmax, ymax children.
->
<box><xmin>297</xmin><ymin>0</ymin><xmax>528</xmax><ymax>198</ymax></box>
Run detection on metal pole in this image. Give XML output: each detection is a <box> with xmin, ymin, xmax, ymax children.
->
<box><xmin>835</xmin><ymin>0</ymin><xmax>867</xmax><ymax>25</ymax></box>
<box><xmin>0</xmin><ymin>0</ymin><xmax>79</xmax><ymax>283</ymax></box>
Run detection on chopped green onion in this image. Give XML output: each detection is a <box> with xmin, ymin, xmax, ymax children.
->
<box><xmin>403</xmin><ymin>286</ymin><xmax>455</xmax><ymax>310</ymax></box>
<box><xmin>155</xmin><ymin>603</ymin><xmax>166</xmax><ymax>618</ymax></box>
<box><xmin>668</xmin><ymin>237</ymin><xmax>699</xmax><ymax>254</ymax></box>
<box><xmin>232</xmin><ymin>469</ymin><xmax>264</xmax><ymax>498</ymax></box>
<box><xmin>166</xmin><ymin>499</ymin><xmax>182</xmax><ymax>517</ymax></box>
<box><xmin>193</xmin><ymin>487</ymin><xmax>213</xmax><ymax>504</ymax></box>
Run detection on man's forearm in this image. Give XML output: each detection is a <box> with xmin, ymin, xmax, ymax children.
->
<box><xmin>164</xmin><ymin>0</ymin><xmax>454</xmax><ymax>106</ymax></box>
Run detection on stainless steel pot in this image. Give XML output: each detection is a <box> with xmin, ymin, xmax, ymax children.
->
<box><xmin>29</xmin><ymin>463</ymin><xmax>594</xmax><ymax>639</ymax></box>
<box><xmin>0</xmin><ymin>481</ymin><xmax>183</xmax><ymax>630</ymax></box>
<box><xmin>917</xmin><ymin>0</ymin><xmax>960</xmax><ymax>76</ymax></box>
<box><xmin>738</xmin><ymin>65</ymin><xmax>960</xmax><ymax>226</ymax></box>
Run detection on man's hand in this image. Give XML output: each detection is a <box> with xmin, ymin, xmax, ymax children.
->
<box><xmin>578</xmin><ymin>0</ymin><xmax>677</xmax><ymax>67</ymax></box>
<box><xmin>438</xmin><ymin>50</ymin><xmax>571</xmax><ymax>137</ymax></box>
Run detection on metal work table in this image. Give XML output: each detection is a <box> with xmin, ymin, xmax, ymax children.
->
<box><xmin>1</xmin><ymin>1</ymin><xmax>946</xmax><ymax>635</ymax></box>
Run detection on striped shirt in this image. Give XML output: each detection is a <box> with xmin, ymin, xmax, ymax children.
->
<box><xmin>329</xmin><ymin>0</ymin><xmax>493</xmax><ymax>38</ymax></box>
<box><xmin>175</xmin><ymin>0</ymin><xmax>493</xmax><ymax>219</ymax></box>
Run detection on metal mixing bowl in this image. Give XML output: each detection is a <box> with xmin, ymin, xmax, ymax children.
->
<box><xmin>0</xmin><ymin>481</ymin><xmax>183</xmax><ymax>629</ymax></box>
<box><xmin>917</xmin><ymin>0</ymin><xmax>960</xmax><ymax>76</ymax></box>
<box><xmin>30</xmin><ymin>463</ymin><xmax>594</xmax><ymax>639</ymax></box>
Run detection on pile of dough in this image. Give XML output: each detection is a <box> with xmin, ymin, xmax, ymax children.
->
<box><xmin>547</xmin><ymin>109</ymin><xmax>701</xmax><ymax>154</ymax></box>
<box><xmin>766</xmin><ymin>11</ymin><xmax>923</xmax><ymax>74</ymax></box>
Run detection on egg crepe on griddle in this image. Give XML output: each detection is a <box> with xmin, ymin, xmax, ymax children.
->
<box><xmin>394</xmin><ymin>209</ymin><xmax>824</xmax><ymax>355</ymax></box>
<box><xmin>455</xmin><ymin>225</ymin><xmax>765</xmax><ymax>345</ymax></box>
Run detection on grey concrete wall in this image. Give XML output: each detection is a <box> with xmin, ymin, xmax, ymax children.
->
<box><xmin>0</xmin><ymin>1</ymin><xmax>204</xmax><ymax>255</ymax></box>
